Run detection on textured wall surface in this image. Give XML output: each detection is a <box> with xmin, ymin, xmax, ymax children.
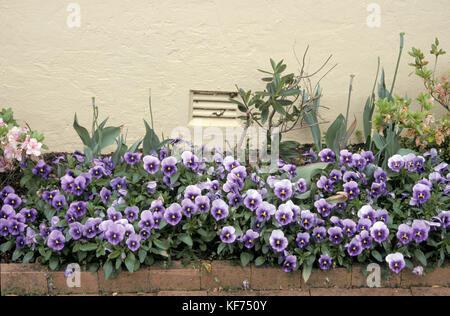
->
<box><xmin>0</xmin><ymin>0</ymin><xmax>449</xmax><ymax>152</ymax></box>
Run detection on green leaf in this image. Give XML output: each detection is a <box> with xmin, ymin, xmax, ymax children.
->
<box><xmin>125</xmin><ymin>253</ymin><xmax>136</xmax><ymax>272</ymax></box>
<box><xmin>154</xmin><ymin>239</ymin><xmax>170</xmax><ymax>250</ymax></box>
<box><xmin>138</xmin><ymin>249</ymin><xmax>147</xmax><ymax>263</ymax></box>
<box><xmin>302</xmin><ymin>264</ymin><xmax>313</xmax><ymax>283</ymax></box>
<box><xmin>79</xmin><ymin>243</ymin><xmax>98</xmax><ymax>252</ymax></box>
<box><xmin>254</xmin><ymin>256</ymin><xmax>266</xmax><ymax>266</ymax></box>
<box><xmin>73</xmin><ymin>114</ymin><xmax>92</xmax><ymax>147</ymax></box>
<box><xmin>12</xmin><ymin>249</ymin><xmax>23</xmax><ymax>261</ymax></box>
<box><xmin>143</xmin><ymin>120</ymin><xmax>160</xmax><ymax>154</ymax></box>
<box><xmin>23</xmin><ymin>251</ymin><xmax>34</xmax><ymax>264</ymax></box>
<box><xmin>240</xmin><ymin>252</ymin><xmax>254</xmax><ymax>267</ymax></box>
<box><xmin>293</xmin><ymin>162</ymin><xmax>330</xmax><ymax>185</ymax></box>
<box><xmin>325</xmin><ymin>114</ymin><xmax>346</xmax><ymax>154</ymax></box>
<box><xmin>414</xmin><ymin>249</ymin><xmax>427</xmax><ymax>266</ymax></box>
<box><xmin>0</xmin><ymin>240</ymin><xmax>14</xmax><ymax>253</ymax></box>
<box><xmin>49</xmin><ymin>257</ymin><xmax>59</xmax><ymax>270</ymax></box>
<box><xmin>103</xmin><ymin>261</ymin><xmax>114</xmax><ymax>280</ymax></box>
<box><xmin>97</xmin><ymin>126</ymin><xmax>121</xmax><ymax>151</ymax></box>
<box><xmin>371</xmin><ymin>250</ymin><xmax>383</xmax><ymax>262</ymax></box>
<box><xmin>179</xmin><ymin>235</ymin><xmax>193</xmax><ymax>248</ymax></box>
<box><xmin>217</xmin><ymin>243</ymin><xmax>226</xmax><ymax>255</ymax></box>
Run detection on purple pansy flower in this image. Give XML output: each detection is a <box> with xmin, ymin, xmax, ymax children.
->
<box><xmin>69</xmin><ymin>222</ymin><xmax>84</xmax><ymax>240</ymax></box>
<box><xmin>181</xmin><ymin>151</ymin><xmax>200</xmax><ymax>170</ymax></box>
<box><xmin>126</xmin><ymin>233</ymin><xmax>141</xmax><ymax>251</ymax></box>
<box><xmin>296</xmin><ymin>232</ymin><xmax>310</xmax><ymax>248</ymax></box>
<box><xmin>269</xmin><ymin>229</ymin><xmax>288</xmax><ymax>252</ymax></box>
<box><xmin>161</xmin><ymin>156</ymin><xmax>178</xmax><ymax>177</ymax></box>
<box><xmin>361</xmin><ymin>150</ymin><xmax>374</xmax><ymax>164</ymax></box>
<box><xmin>300</xmin><ymin>210</ymin><xmax>315</xmax><ymax>230</ymax></box>
<box><xmin>314</xmin><ymin>199</ymin><xmax>334</xmax><ymax>218</ymax></box>
<box><xmin>125</xmin><ymin>206</ymin><xmax>139</xmax><ymax>222</ymax></box>
<box><xmin>342</xmin><ymin>219</ymin><xmax>357</xmax><ymax>237</ymax></box>
<box><xmin>220</xmin><ymin>226</ymin><xmax>236</xmax><ymax>243</ymax></box>
<box><xmin>411</xmin><ymin>220</ymin><xmax>430</xmax><ymax>243</ymax></box>
<box><xmin>316</xmin><ymin>176</ymin><xmax>334</xmax><ymax>193</ymax></box>
<box><xmin>72</xmin><ymin>176</ymin><xmax>87</xmax><ymax>196</ymax></box>
<box><xmin>329</xmin><ymin>169</ymin><xmax>342</xmax><ymax>183</ymax></box>
<box><xmin>357</xmin><ymin>218</ymin><xmax>372</xmax><ymax>232</ymax></box>
<box><xmin>69</xmin><ymin>201</ymin><xmax>87</xmax><ymax>217</ymax></box>
<box><xmin>20</xmin><ymin>208</ymin><xmax>37</xmax><ymax>222</ymax></box>
<box><xmin>47</xmin><ymin>230</ymin><xmax>66</xmax><ymax>251</ymax></box>
<box><xmin>124</xmin><ymin>152</ymin><xmax>142</xmax><ymax>165</ymax></box>
<box><xmin>328</xmin><ymin>226</ymin><xmax>344</xmax><ymax>244</ymax></box>
<box><xmin>32</xmin><ymin>160</ymin><xmax>51</xmax><ymax>179</ymax></box>
<box><xmin>52</xmin><ymin>193</ymin><xmax>66</xmax><ymax>211</ymax></box>
<box><xmin>370</xmin><ymin>221</ymin><xmax>389</xmax><ymax>243</ymax></box>
<box><xmin>359</xmin><ymin>230</ymin><xmax>372</xmax><ymax>249</ymax></box>
<box><xmin>275</xmin><ymin>203</ymin><xmax>294</xmax><ymax>226</ymax></box>
<box><xmin>318</xmin><ymin>254</ymin><xmax>332</xmax><ymax>270</ymax></box>
<box><xmin>143</xmin><ymin>155</ymin><xmax>160</xmax><ymax>174</ymax></box>
<box><xmin>343</xmin><ymin>181</ymin><xmax>360</xmax><ymax>200</ymax></box>
<box><xmin>396</xmin><ymin>224</ymin><xmax>412</xmax><ymax>245</ymax></box>
<box><xmin>227</xmin><ymin>192</ymin><xmax>243</xmax><ymax>208</ymax></box>
<box><xmin>105</xmin><ymin>223</ymin><xmax>126</xmax><ymax>246</ymax></box>
<box><xmin>184</xmin><ymin>185</ymin><xmax>202</xmax><ymax>202</ymax></box>
<box><xmin>273</xmin><ymin>179</ymin><xmax>292</xmax><ymax>201</ymax></box>
<box><xmin>388</xmin><ymin>154</ymin><xmax>404</xmax><ymax>172</ymax></box>
<box><xmin>110</xmin><ymin>176</ymin><xmax>127</xmax><ymax>191</ymax></box>
<box><xmin>244</xmin><ymin>189</ymin><xmax>262</xmax><ymax>211</ymax></box>
<box><xmin>150</xmin><ymin>200</ymin><xmax>165</xmax><ymax>214</ymax></box>
<box><xmin>347</xmin><ymin>236</ymin><xmax>363</xmax><ymax>257</ymax></box>
<box><xmin>352</xmin><ymin>153</ymin><xmax>367</xmax><ymax>171</ymax></box>
<box><xmin>281</xmin><ymin>164</ymin><xmax>297</xmax><ymax>178</ymax></box>
<box><xmin>295</xmin><ymin>178</ymin><xmax>307</xmax><ymax>194</ymax></box>
<box><xmin>386</xmin><ymin>253</ymin><xmax>405</xmax><ymax>274</ymax></box>
<box><xmin>437</xmin><ymin>211</ymin><xmax>449</xmax><ymax>228</ymax></box>
<box><xmin>195</xmin><ymin>195</ymin><xmax>210</xmax><ymax>213</ymax></box>
<box><xmin>313</xmin><ymin>226</ymin><xmax>326</xmax><ymax>243</ymax></box>
<box><xmin>282</xmin><ymin>255</ymin><xmax>297</xmax><ymax>272</ymax></box>
<box><xmin>181</xmin><ymin>199</ymin><xmax>197</xmax><ymax>218</ymax></box>
<box><xmin>0</xmin><ymin>186</ymin><xmax>15</xmax><ymax>201</ymax></box>
<box><xmin>138</xmin><ymin>210</ymin><xmax>155</xmax><ymax>230</ymax></box>
<box><xmin>4</xmin><ymin>193</ymin><xmax>21</xmax><ymax>209</ymax></box>
<box><xmin>255</xmin><ymin>202</ymin><xmax>276</xmax><ymax>221</ymax></box>
<box><xmin>340</xmin><ymin>149</ymin><xmax>353</xmax><ymax>166</ymax></box>
<box><xmin>318</xmin><ymin>148</ymin><xmax>336</xmax><ymax>163</ymax></box>
<box><xmin>211</xmin><ymin>199</ymin><xmax>229</xmax><ymax>221</ymax></box>
<box><xmin>358</xmin><ymin>205</ymin><xmax>377</xmax><ymax>224</ymax></box>
<box><xmin>164</xmin><ymin>203</ymin><xmax>183</xmax><ymax>226</ymax></box>
<box><xmin>410</xmin><ymin>183</ymin><xmax>431</xmax><ymax>206</ymax></box>
<box><xmin>343</xmin><ymin>171</ymin><xmax>359</xmax><ymax>183</ymax></box>
<box><xmin>223</xmin><ymin>156</ymin><xmax>240</xmax><ymax>172</ymax></box>
<box><xmin>241</xmin><ymin>229</ymin><xmax>259</xmax><ymax>249</ymax></box>
<box><xmin>373</xmin><ymin>167</ymin><xmax>387</xmax><ymax>183</ymax></box>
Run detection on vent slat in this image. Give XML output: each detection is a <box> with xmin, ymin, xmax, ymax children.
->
<box><xmin>190</xmin><ymin>90</ymin><xmax>238</xmax><ymax>124</ymax></box>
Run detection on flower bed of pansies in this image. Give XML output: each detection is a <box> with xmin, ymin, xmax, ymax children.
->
<box><xmin>0</xmin><ymin>144</ymin><xmax>449</xmax><ymax>280</ymax></box>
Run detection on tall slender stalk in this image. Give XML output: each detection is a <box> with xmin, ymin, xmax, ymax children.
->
<box><xmin>149</xmin><ymin>88</ymin><xmax>154</xmax><ymax>131</ymax></box>
<box><xmin>345</xmin><ymin>75</ymin><xmax>355</xmax><ymax>129</ymax></box>
<box><xmin>389</xmin><ymin>32</ymin><xmax>405</xmax><ymax>96</ymax></box>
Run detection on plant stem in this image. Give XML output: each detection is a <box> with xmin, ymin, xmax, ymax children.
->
<box><xmin>389</xmin><ymin>32</ymin><xmax>405</xmax><ymax>97</ymax></box>
<box><xmin>345</xmin><ymin>75</ymin><xmax>355</xmax><ymax>130</ymax></box>
<box><xmin>149</xmin><ymin>88</ymin><xmax>154</xmax><ymax>131</ymax></box>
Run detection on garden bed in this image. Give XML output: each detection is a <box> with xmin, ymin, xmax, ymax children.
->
<box><xmin>1</xmin><ymin>260</ymin><xmax>449</xmax><ymax>296</ymax></box>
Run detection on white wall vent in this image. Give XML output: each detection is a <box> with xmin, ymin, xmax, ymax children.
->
<box><xmin>189</xmin><ymin>90</ymin><xmax>240</xmax><ymax>127</ymax></box>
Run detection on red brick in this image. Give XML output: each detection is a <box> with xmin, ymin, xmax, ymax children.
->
<box><xmin>98</xmin><ymin>269</ymin><xmax>149</xmax><ymax>293</ymax></box>
<box><xmin>351</xmin><ymin>265</ymin><xmax>400</xmax><ymax>288</ymax></box>
<box><xmin>50</xmin><ymin>271</ymin><xmax>99</xmax><ymax>294</ymax></box>
<box><xmin>250</xmin><ymin>266</ymin><xmax>301</xmax><ymax>290</ymax></box>
<box><xmin>149</xmin><ymin>262</ymin><xmax>200</xmax><ymax>290</ymax></box>
<box><xmin>310</xmin><ymin>288</ymin><xmax>412</xmax><ymax>296</ymax></box>
<box><xmin>304</xmin><ymin>268</ymin><xmax>351</xmax><ymax>288</ymax></box>
<box><xmin>401</xmin><ymin>266</ymin><xmax>450</xmax><ymax>287</ymax></box>
<box><xmin>411</xmin><ymin>286</ymin><xmax>450</xmax><ymax>296</ymax></box>
<box><xmin>158</xmin><ymin>291</ymin><xmax>208</xmax><ymax>296</ymax></box>
<box><xmin>259</xmin><ymin>290</ymin><xmax>310</xmax><ymax>296</ymax></box>
<box><xmin>208</xmin><ymin>290</ymin><xmax>259</xmax><ymax>296</ymax></box>
<box><xmin>200</xmin><ymin>260</ymin><xmax>251</xmax><ymax>290</ymax></box>
<box><xmin>1</xmin><ymin>263</ymin><xmax>48</xmax><ymax>295</ymax></box>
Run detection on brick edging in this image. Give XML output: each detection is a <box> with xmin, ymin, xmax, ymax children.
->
<box><xmin>1</xmin><ymin>261</ymin><xmax>449</xmax><ymax>295</ymax></box>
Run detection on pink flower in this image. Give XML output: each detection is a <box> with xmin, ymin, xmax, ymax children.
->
<box><xmin>25</xmin><ymin>138</ymin><xmax>42</xmax><ymax>157</ymax></box>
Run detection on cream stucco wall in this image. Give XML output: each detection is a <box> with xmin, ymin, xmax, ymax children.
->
<box><xmin>0</xmin><ymin>0</ymin><xmax>449</xmax><ymax>152</ymax></box>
